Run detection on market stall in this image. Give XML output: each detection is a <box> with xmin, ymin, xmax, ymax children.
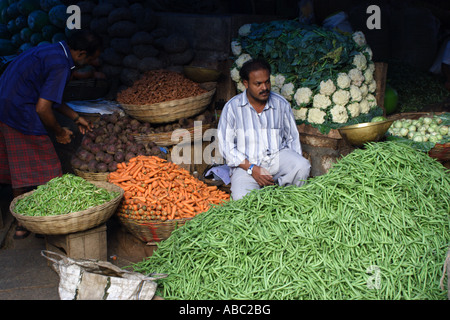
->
<box><xmin>1</xmin><ymin>0</ymin><xmax>449</xmax><ymax>301</ymax></box>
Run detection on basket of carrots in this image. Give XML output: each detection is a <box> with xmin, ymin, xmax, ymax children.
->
<box><xmin>108</xmin><ymin>155</ymin><xmax>230</xmax><ymax>243</ymax></box>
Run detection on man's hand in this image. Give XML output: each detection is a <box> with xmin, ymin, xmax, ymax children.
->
<box><xmin>56</xmin><ymin>127</ymin><xmax>73</xmax><ymax>144</ymax></box>
<box><xmin>75</xmin><ymin>116</ymin><xmax>93</xmax><ymax>134</ymax></box>
<box><xmin>252</xmin><ymin>165</ymin><xmax>274</xmax><ymax>187</ymax></box>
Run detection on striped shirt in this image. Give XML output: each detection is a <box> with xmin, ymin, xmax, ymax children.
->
<box><xmin>0</xmin><ymin>41</ymin><xmax>75</xmax><ymax>135</ymax></box>
<box><xmin>218</xmin><ymin>90</ymin><xmax>302</xmax><ymax>169</ymax></box>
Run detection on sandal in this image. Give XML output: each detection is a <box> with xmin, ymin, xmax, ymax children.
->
<box><xmin>13</xmin><ymin>225</ymin><xmax>30</xmax><ymax>240</ymax></box>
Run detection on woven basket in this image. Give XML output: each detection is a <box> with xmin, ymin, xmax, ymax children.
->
<box><xmin>10</xmin><ymin>181</ymin><xmax>124</xmax><ymax>235</ymax></box>
<box><xmin>73</xmin><ymin>168</ymin><xmax>110</xmax><ymax>181</ymax></box>
<box><xmin>133</xmin><ymin>123</ymin><xmax>212</xmax><ymax>146</ymax></box>
<box><xmin>120</xmin><ymin>83</ymin><xmax>216</xmax><ymax>124</ymax></box>
<box><xmin>388</xmin><ymin>112</ymin><xmax>449</xmax><ymax>161</ymax></box>
<box><xmin>118</xmin><ymin>215</ymin><xmax>191</xmax><ymax>243</ymax></box>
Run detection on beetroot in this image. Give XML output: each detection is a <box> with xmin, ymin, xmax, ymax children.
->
<box><xmin>87</xmin><ymin>159</ymin><xmax>98</xmax><ymax>172</ymax></box>
<box><xmin>103</xmin><ymin>153</ymin><xmax>114</xmax><ymax>164</ymax></box>
<box><xmin>114</xmin><ymin>151</ymin><xmax>124</xmax><ymax>162</ymax></box>
<box><xmin>96</xmin><ymin>162</ymin><xmax>108</xmax><ymax>173</ymax></box>
<box><xmin>108</xmin><ymin>161</ymin><xmax>118</xmax><ymax>172</ymax></box>
<box><xmin>95</xmin><ymin>151</ymin><xmax>106</xmax><ymax>162</ymax></box>
<box><xmin>125</xmin><ymin>152</ymin><xmax>135</xmax><ymax>162</ymax></box>
<box><xmin>71</xmin><ymin>156</ymin><xmax>82</xmax><ymax>169</ymax></box>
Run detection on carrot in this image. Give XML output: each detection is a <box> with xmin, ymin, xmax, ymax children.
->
<box><xmin>108</xmin><ymin>155</ymin><xmax>230</xmax><ymax>222</ymax></box>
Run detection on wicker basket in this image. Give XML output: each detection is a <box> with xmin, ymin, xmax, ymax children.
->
<box><xmin>9</xmin><ymin>181</ymin><xmax>124</xmax><ymax>235</ymax></box>
<box><xmin>133</xmin><ymin>123</ymin><xmax>212</xmax><ymax>146</ymax></box>
<box><xmin>118</xmin><ymin>215</ymin><xmax>191</xmax><ymax>243</ymax></box>
<box><xmin>120</xmin><ymin>83</ymin><xmax>216</xmax><ymax>124</ymax></box>
<box><xmin>388</xmin><ymin>112</ymin><xmax>449</xmax><ymax>161</ymax></box>
<box><xmin>73</xmin><ymin>168</ymin><xmax>110</xmax><ymax>181</ymax></box>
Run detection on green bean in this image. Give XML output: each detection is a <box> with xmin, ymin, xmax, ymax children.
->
<box><xmin>14</xmin><ymin>174</ymin><xmax>119</xmax><ymax>216</ymax></box>
<box><xmin>131</xmin><ymin>142</ymin><xmax>449</xmax><ymax>299</ymax></box>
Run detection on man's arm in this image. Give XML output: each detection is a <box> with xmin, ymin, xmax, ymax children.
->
<box><xmin>35</xmin><ymin>98</ymin><xmax>72</xmax><ymax>144</ymax></box>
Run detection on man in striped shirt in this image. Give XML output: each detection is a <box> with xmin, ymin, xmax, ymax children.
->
<box><xmin>218</xmin><ymin>59</ymin><xmax>311</xmax><ymax>200</ymax></box>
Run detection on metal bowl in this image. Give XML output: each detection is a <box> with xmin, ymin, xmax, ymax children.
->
<box><xmin>183</xmin><ymin>66</ymin><xmax>221</xmax><ymax>83</ymax></box>
<box><xmin>338</xmin><ymin>120</ymin><xmax>394</xmax><ymax>146</ymax></box>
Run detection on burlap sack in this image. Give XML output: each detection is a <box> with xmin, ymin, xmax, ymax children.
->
<box><xmin>41</xmin><ymin>250</ymin><xmax>166</xmax><ymax>300</ymax></box>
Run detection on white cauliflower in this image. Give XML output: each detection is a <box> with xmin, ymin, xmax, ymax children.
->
<box><xmin>236</xmin><ymin>81</ymin><xmax>246</xmax><ymax>93</ymax></box>
<box><xmin>293</xmin><ymin>107</ymin><xmax>308</xmax><ymax>121</ymax></box>
<box><xmin>238</xmin><ymin>24</ymin><xmax>252</xmax><ymax>37</ymax></box>
<box><xmin>367</xmin><ymin>62</ymin><xmax>375</xmax><ymax>73</ymax></box>
<box><xmin>368</xmin><ymin>79</ymin><xmax>377</xmax><ymax>93</ymax></box>
<box><xmin>363</xmin><ymin>68</ymin><xmax>374</xmax><ymax>83</ymax></box>
<box><xmin>347</xmin><ymin>102</ymin><xmax>361</xmax><ymax>118</ymax></box>
<box><xmin>312</xmin><ymin>93</ymin><xmax>332</xmax><ymax>109</ymax></box>
<box><xmin>366</xmin><ymin>93</ymin><xmax>377</xmax><ymax>108</ymax></box>
<box><xmin>352</xmin><ymin>31</ymin><xmax>367</xmax><ymax>46</ymax></box>
<box><xmin>271</xmin><ymin>86</ymin><xmax>280</xmax><ymax>94</ymax></box>
<box><xmin>350</xmin><ymin>85</ymin><xmax>362</xmax><ymax>102</ymax></box>
<box><xmin>332</xmin><ymin>89</ymin><xmax>350</xmax><ymax>106</ymax></box>
<box><xmin>365</xmin><ymin>46</ymin><xmax>373</xmax><ymax>60</ymax></box>
<box><xmin>235</xmin><ymin>53</ymin><xmax>252</xmax><ymax>68</ymax></box>
<box><xmin>307</xmin><ymin>108</ymin><xmax>326</xmax><ymax>124</ymax></box>
<box><xmin>330</xmin><ymin>104</ymin><xmax>349</xmax><ymax>124</ymax></box>
<box><xmin>231</xmin><ymin>40</ymin><xmax>242</xmax><ymax>56</ymax></box>
<box><xmin>319</xmin><ymin>79</ymin><xmax>336</xmax><ymax>96</ymax></box>
<box><xmin>230</xmin><ymin>67</ymin><xmax>240</xmax><ymax>83</ymax></box>
<box><xmin>359</xmin><ymin>99</ymin><xmax>370</xmax><ymax>114</ymax></box>
<box><xmin>359</xmin><ymin>83</ymin><xmax>369</xmax><ymax>98</ymax></box>
<box><xmin>270</xmin><ymin>74</ymin><xmax>276</xmax><ymax>84</ymax></box>
<box><xmin>336</xmin><ymin>73</ymin><xmax>351</xmax><ymax>89</ymax></box>
<box><xmin>274</xmin><ymin>74</ymin><xmax>286</xmax><ymax>88</ymax></box>
<box><xmin>348</xmin><ymin>68</ymin><xmax>365</xmax><ymax>87</ymax></box>
<box><xmin>353</xmin><ymin>53</ymin><xmax>367</xmax><ymax>71</ymax></box>
<box><xmin>281</xmin><ymin>82</ymin><xmax>295</xmax><ymax>101</ymax></box>
<box><xmin>294</xmin><ymin>87</ymin><xmax>313</xmax><ymax>106</ymax></box>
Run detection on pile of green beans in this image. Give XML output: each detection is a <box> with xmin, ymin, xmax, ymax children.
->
<box><xmin>14</xmin><ymin>174</ymin><xmax>119</xmax><ymax>216</ymax></box>
<box><xmin>132</xmin><ymin>142</ymin><xmax>450</xmax><ymax>300</ymax></box>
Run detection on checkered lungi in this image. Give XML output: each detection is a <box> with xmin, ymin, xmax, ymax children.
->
<box><xmin>0</xmin><ymin>121</ymin><xmax>62</xmax><ymax>189</ymax></box>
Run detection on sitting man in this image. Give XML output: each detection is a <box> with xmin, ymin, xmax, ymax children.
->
<box><xmin>218</xmin><ymin>58</ymin><xmax>311</xmax><ymax>200</ymax></box>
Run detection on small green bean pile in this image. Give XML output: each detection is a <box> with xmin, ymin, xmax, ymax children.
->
<box><xmin>14</xmin><ymin>174</ymin><xmax>119</xmax><ymax>216</ymax></box>
<box><xmin>132</xmin><ymin>142</ymin><xmax>450</xmax><ymax>300</ymax></box>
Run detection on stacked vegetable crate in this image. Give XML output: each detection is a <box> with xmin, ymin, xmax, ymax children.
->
<box><xmin>82</xmin><ymin>70</ymin><xmax>218</xmax><ymax>244</ymax></box>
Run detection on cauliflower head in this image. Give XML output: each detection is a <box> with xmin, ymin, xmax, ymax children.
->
<box><xmin>281</xmin><ymin>82</ymin><xmax>295</xmax><ymax>101</ymax></box>
<box><xmin>332</xmin><ymin>89</ymin><xmax>350</xmax><ymax>106</ymax></box>
<box><xmin>353</xmin><ymin>53</ymin><xmax>367</xmax><ymax>71</ymax></box>
<box><xmin>319</xmin><ymin>79</ymin><xmax>336</xmax><ymax>96</ymax></box>
<box><xmin>336</xmin><ymin>73</ymin><xmax>351</xmax><ymax>89</ymax></box>
<box><xmin>348</xmin><ymin>68</ymin><xmax>365</xmax><ymax>87</ymax></box>
<box><xmin>235</xmin><ymin>53</ymin><xmax>252</xmax><ymax>68</ymax></box>
<box><xmin>307</xmin><ymin>108</ymin><xmax>326</xmax><ymax>124</ymax></box>
<box><xmin>294</xmin><ymin>87</ymin><xmax>313</xmax><ymax>106</ymax></box>
<box><xmin>231</xmin><ymin>40</ymin><xmax>242</xmax><ymax>56</ymax></box>
<box><xmin>238</xmin><ymin>24</ymin><xmax>252</xmax><ymax>37</ymax></box>
<box><xmin>313</xmin><ymin>93</ymin><xmax>332</xmax><ymax>109</ymax></box>
<box><xmin>330</xmin><ymin>104</ymin><xmax>349</xmax><ymax>123</ymax></box>
<box><xmin>293</xmin><ymin>107</ymin><xmax>308</xmax><ymax>121</ymax></box>
<box><xmin>350</xmin><ymin>85</ymin><xmax>362</xmax><ymax>102</ymax></box>
<box><xmin>347</xmin><ymin>102</ymin><xmax>361</xmax><ymax>118</ymax></box>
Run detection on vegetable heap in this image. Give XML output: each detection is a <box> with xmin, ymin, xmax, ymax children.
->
<box><xmin>387</xmin><ymin>113</ymin><xmax>450</xmax><ymax>152</ymax></box>
<box><xmin>132</xmin><ymin>142</ymin><xmax>450</xmax><ymax>300</ymax></box>
<box><xmin>14</xmin><ymin>174</ymin><xmax>120</xmax><ymax>216</ymax></box>
<box><xmin>231</xmin><ymin>20</ymin><xmax>383</xmax><ymax>131</ymax></box>
<box><xmin>109</xmin><ymin>155</ymin><xmax>230</xmax><ymax>221</ymax></box>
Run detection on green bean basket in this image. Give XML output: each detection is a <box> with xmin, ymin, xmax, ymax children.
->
<box><xmin>10</xmin><ymin>181</ymin><xmax>124</xmax><ymax>235</ymax></box>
